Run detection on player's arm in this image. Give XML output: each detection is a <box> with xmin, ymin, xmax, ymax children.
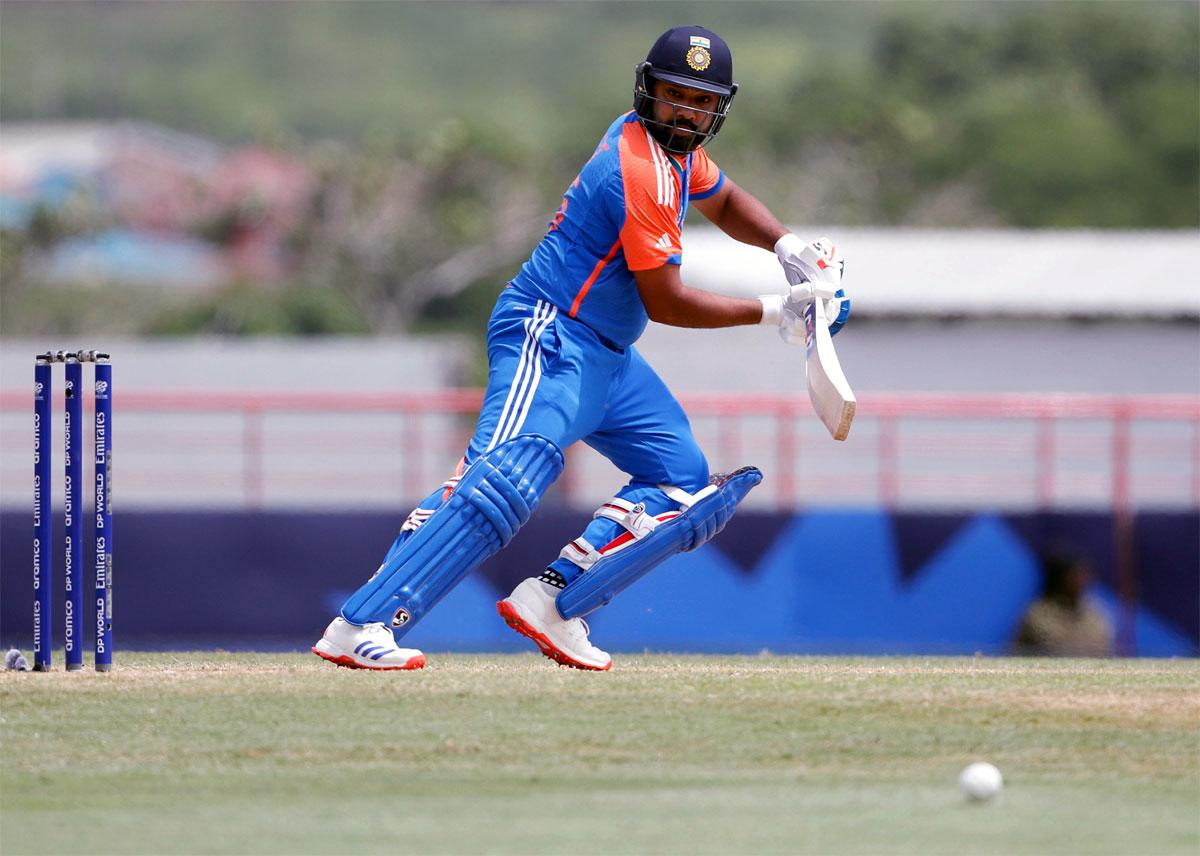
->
<box><xmin>634</xmin><ymin>263</ymin><xmax>764</xmax><ymax>328</ymax></box>
<box><xmin>632</xmin><ymin>223</ymin><xmax>850</xmax><ymax>333</ymax></box>
<box><xmin>694</xmin><ymin>178</ymin><xmax>852</xmax><ymax>338</ymax></box>
<box><xmin>691</xmin><ymin>177</ymin><xmax>786</xmax><ymax>251</ymax></box>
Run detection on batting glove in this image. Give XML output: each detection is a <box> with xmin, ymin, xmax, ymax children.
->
<box><xmin>827</xmin><ymin>289</ymin><xmax>851</xmax><ymax>335</ymax></box>
<box><xmin>774</xmin><ymin>233</ymin><xmax>845</xmax><ymax>291</ymax></box>
<box><xmin>758</xmin><ymin>282</ymin><xmax>851</xmax><ymax>341</ymax></box>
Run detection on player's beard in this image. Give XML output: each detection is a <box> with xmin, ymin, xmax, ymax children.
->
<box><xmin>669</xmin><ymin>123</ymin><xmax>698</xmax><ymax>146</ymax></box>
<box><xmin>661</xmin><ymin>118</ymin><xmax>706</xmax><ymax>153</ymax></box>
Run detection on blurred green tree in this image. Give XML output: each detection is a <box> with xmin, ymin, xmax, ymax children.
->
<box><xmin>2</xmin><ymin>1</ymin><xmax>1196</xmax><ymax>337</ymax></box>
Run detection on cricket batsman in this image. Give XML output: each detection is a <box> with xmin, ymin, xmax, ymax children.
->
<box><xmin>314</xmin><ymin>25</ymin><xmax>851</xmax><ymax>671</ymax></box>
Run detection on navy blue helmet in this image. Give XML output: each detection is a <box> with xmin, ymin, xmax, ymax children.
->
<box><xmin>634</xmin><ymin>26</ymin><xmax>738</xmax><ymax>154</ymax></box>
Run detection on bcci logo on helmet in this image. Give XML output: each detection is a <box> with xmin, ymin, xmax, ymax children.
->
<box><xmin>392</xmin><ymin>608</ymin><xmax>411</xmax><ymax>628</ymax></box>
<box><xmin>686</xmin><ymin>34</ymin><xmax>713</xmax><ymax>71</ymax></box>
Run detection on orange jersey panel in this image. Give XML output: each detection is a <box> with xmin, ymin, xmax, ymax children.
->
<box><xmin>689</xmin><ymin>146</ymin><xmax>722</xmax><ymax>197</ymax></box>
<box><xmin>618</xmin><ymin>121</ymin><xmax>685</xmax><ymax>272</ymax></box>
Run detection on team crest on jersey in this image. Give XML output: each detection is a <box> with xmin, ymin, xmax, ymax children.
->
<box><xmin>686</xmin><ymin>46</ymin><xmax>712</xmax><ymax>72</ymax></box>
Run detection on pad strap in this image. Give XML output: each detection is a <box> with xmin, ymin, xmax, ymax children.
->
<box><xmin>657</xmin><ymin>483</ymin><xmax>718</xmax><ymax>508</ymax></box>
<box><xmin>594</xmin><ymin>497</ymin><xmax>660</xmax><ymax>538</ymax></box>
<box><xmin>400</xmin><ymin>507</ymin><xmax>436</xmax><ymax>533</ymax></box>
<box><xmin>559</xmin><ymin>537</ymin><xmax>601</xmax><ymax>571</ymax></box>
<box><xmin>560</xmin><ymin>493</ymin><xmax>676</xmax><ymax>571</ymax></box>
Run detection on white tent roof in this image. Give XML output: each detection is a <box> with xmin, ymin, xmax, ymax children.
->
<box><xmin>0</xmin><ymin>121</ymin><xmax>224</xmax><ymax>188</ymax></box>
<box><xmin>681</xmin><ymin>227</ymin><xmax>1199</xmax><ymax>318</ymax></box>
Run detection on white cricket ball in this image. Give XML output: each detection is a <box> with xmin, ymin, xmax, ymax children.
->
<box><xmin>958</xmin><ymin>762</ymin><xmax>1003</xmax><ymax>801</ymax></box>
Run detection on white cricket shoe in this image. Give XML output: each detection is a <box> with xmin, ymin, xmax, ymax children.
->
<box><xmin>497</xmin><ymin>578</ymin><xmax>612</xmax><ymax>671</ymax></box>
<box><xmin>311</xmin><ymin>617</ymin><xmax>426</xmax><ymax>670</ymax></box>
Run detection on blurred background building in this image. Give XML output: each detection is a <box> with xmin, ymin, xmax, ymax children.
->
<box><xmin>1</xmin><ymin>1</ymin><xmax>1196</xmax><ymax>656</ymax></box>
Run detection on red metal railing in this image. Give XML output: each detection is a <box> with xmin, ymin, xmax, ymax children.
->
<box><xmin>1</xmin><ymin>390</ymin><xmax>1196</xmax><ymax>510</ymax></box>
<box><xmin>857</xmin><ymin>393</ymin><xmax>1200</xmax><ymax>511</ymax></box>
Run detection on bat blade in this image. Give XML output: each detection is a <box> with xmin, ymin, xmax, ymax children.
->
<box><xmin>804</xmin><ymin>297</ymin><xmax>856</xmax><ymax>441</ymax></box>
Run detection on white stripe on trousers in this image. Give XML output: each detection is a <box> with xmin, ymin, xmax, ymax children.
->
<box><xmin>486</xmin><ymin>300</ymin><xmax>558</xmax><ymax>451</ymax></box>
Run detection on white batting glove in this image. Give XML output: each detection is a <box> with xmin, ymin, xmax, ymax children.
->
<box><xmin>759</xmin><ymin>286</ymin><xmax>805</xmax><ymax>346</ymax></box>
<box><xmin>774</xmin><ymin>233</ymin><xmax>845</xmax><ymax>293</ymax></box>
<box><xmin>761</xmin><ymin>234</ymin><xmax>852</xmax><ymax>340</ymax></box>
<box><xmin>759</xmin><ymin>284</ymin><xmax>841</xmax><ymax>345</ymax></box>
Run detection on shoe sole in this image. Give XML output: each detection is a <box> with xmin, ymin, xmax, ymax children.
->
<box><xmin>496</xmin><ymin>600</ymin><xmax>611</xmax><ymax>671</ymax></box>
<box><xmin>310</xmin><ymin>646</ymin><xmax>426</xmax><ymax>670</ymax></box>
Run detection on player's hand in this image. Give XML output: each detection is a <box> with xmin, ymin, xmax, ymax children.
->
<box><xmin>782</xmin><ymin>283</ymin><xmax>851</xmax><ymax>340</ymax></box>
<box><xmin>775</xmin><ymin>233</ymin><xmax>845</xmax><ymax>290</ymax></box>
<box><xmin>759</xmin><ymin>282</ymin><xmax>851</xmax><ymax>342</ymax></box>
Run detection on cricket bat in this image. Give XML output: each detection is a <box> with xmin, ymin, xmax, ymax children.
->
<box><xmin>803</xmin><ymin>295</ymin><xmax>856</xmax><ymax>441</ymax></box>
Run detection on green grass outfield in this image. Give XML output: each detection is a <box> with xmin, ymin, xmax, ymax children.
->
<box><xmin>2</xmin><ymin>654</ymin><xmax>1197</xmax><ymax>855</ymax></box>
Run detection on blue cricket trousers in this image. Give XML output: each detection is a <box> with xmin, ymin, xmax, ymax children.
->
<box><xmin>393</xmin><ymin>287</ymin><xmax>711</xmax><ymax>586</ymax></box>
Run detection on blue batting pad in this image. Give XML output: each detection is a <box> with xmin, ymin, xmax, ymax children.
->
<box><xmin>557</xmin><ymin>467</ymin><xmax>761</xmax><ymax>619</ymax></box>
<box><xmin>340</xmin><ymin>434</ymin><xmax>563</xmax><ymax>634</ymax></box>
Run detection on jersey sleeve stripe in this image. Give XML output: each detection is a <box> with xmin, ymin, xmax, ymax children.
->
<box><xmin>652</xmin><ymin>137</ymin><xmax>666</xmax><ymax>204</ymax></box>
<box><xmin>568</xmin><ymin>238</ymin><xmax>623</xmax><ymax>318</ymax></box>
<box><xmin>644</xmin><ymin>127</ymin><xmax>666</xmax><ymax>205</ymax></box>
<box><xmin>643</xmin><ymin>126</ymin><xmax>677</xmax><ymax>208</ymax></box>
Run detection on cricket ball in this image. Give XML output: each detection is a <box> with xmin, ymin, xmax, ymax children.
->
<box><xmin>959</xmin><ymin>762</ymin><xmax>1003</xmax><ymax>801</ymax></box>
